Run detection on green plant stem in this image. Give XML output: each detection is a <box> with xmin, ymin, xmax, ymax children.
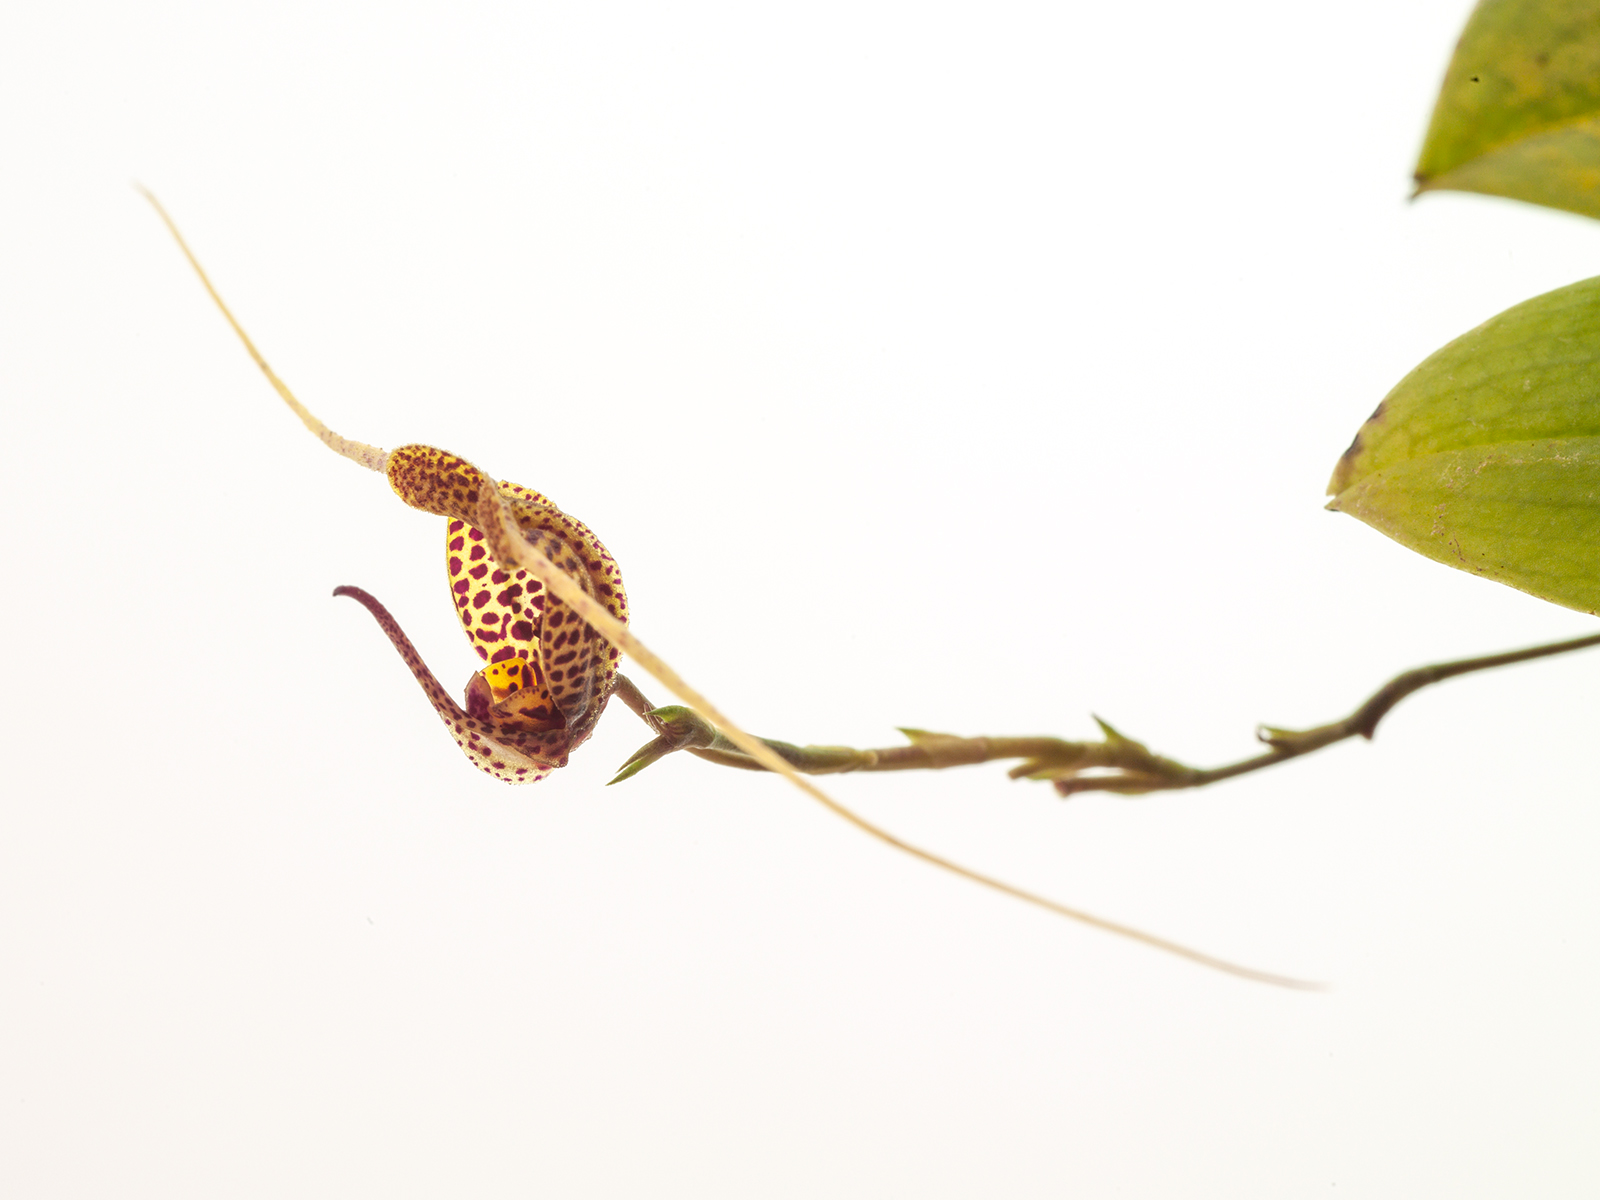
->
<box><xmin>610</xmin><ymin>629</ymin><xmax>1600</xmax><ymax>794</ymax></box>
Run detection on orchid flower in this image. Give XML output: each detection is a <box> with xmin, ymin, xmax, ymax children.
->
<box><xmin>333</xmin><ymin>450</ymin><xmax>627</xmax><ymax>783</ymax></box>
<box><xmin>140</xmin><ymin>187</ymin><xmax>1317</xmax><ymax>989</ymax></box>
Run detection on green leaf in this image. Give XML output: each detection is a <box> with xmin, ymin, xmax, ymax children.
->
<box><xmin>1416</xmin><ymin>0</ymin><xmax>1600</xmax><ymax>219</ymax></box>
<box><xmin>1328</xmin><ymin>275</ymin><xmax>1600</xmax><ymax>613</ymax></box>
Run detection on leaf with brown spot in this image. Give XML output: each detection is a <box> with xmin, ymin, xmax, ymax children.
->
<box><xmin>1329</xmin><ymin>274</ymin><xmax>1600</xmax><ymax>613</ymax></box>
<box><xmin>1416</xmin><ymin>0</ymin><xmax>1600</xmax><ymax>218</ymax></box>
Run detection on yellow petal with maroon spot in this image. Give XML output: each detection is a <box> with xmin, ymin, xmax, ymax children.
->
<box><xmin>484</xmin><ymin>658</ymin><xmax>533</xmax><ymax>701</ymax></box>
<box><xmin>386</xmin><ymin>445</ymin><xmax>496</xmax><ymax>524</ymax></box>
<box><xmin>446</xmin><ymin>514</ymin><xmax>547</xmax><ymax>666</ymax></box>
<box><xmin>507</xmin><ymin>495</ymin><xmax>627</xmax><ymax>735</ymax></box>
<box><xmin>474</xmin><ymin>488</ymin><xmax>628</xmax><ymax>737</ymax></box>
<box><xmin>390</xmin><ymin>443</ymin><xmax>629</xmax><ymax>740</ymax></box>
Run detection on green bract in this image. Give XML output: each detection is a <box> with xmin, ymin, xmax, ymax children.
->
<box><xmin>1329</xmin><ymin>276</ymin><xmax>1600</xmax><ymax>613</ymax></box>
<box><xmin>1416</xmin><ymin>0</ymin><xmax>1600</xmax><ymax>219</ymax></box>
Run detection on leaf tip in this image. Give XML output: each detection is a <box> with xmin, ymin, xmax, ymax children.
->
<box><xmin>897</xmin><ymin>727</ymin><xmax>957</xmax><ymax>746</ymax></box>
<box><xmin>1090</xmin><ymin>714</ymin><xmax>1127</xmax><ymax>742</ymax></box>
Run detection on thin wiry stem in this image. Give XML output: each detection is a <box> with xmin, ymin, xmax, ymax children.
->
<box><xmin>609</xmin><ymin>631</ymin><xmax>1600</xmax><ymax>798</ymax></box>
<box><xmin>144</xmin><ymin>188</ymin><xmax>1320</xmax><ymax>990</ymax></box>
<box><xmin>137</xmin><ymin>186</ymin><xmax>390</xmax><ymax>473</ymax></box>
<box><xmin>477</xmin><ymin>492</ymin><xmax>1321</xmax><ymax>990</ymax></box>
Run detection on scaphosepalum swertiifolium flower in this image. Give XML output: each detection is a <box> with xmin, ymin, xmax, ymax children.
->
<box><xmin>335</xmin><ymin>454</ymin><xmax>629</xmax><ymax>785</ymax></box>
<box><xmin>142</xmin><ymin>176</ymin><xmax>1600</xmax><ymax>992</ymax></box>
<box><xmin>140</xmin><ymin>188</ymin><xmax>1330</xmax><ymax>990</ymax></box>
<box><xmin>139</xmin><ymin>4</ymin><xmax>1600</xmax><ymax>993</ymax></box>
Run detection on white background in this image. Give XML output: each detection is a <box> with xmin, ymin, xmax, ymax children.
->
<box><xmin>4</xmin><ymin>0</ymin><xmax>1600</xmax><ymax>1195</ymax></box>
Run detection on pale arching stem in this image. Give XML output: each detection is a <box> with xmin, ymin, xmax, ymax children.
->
<box><xmin>142</xmin><ymin>188</ymin><xmax>1320</xmax><ymax>991</ymax></box>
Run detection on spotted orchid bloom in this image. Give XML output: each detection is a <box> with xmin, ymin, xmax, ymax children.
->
<box><xmin>336</xmin><ymin>445</ymin><xmax>628</xmax><ymax>784</ymax></box>
<box><xmin>141</xmin><ymin>188</ymin><xmax>1316</xmax><ymax>988</ymax></box>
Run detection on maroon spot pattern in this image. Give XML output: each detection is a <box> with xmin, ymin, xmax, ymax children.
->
<box><xmin>367</xmin><ymin>445</ymin><xmax>631</xmax><ymax>782</ymax></box>
<box><xmin>335</xmin><ymin>585</ymin><xmax>565</xmax><ymax>785</ymax></box>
